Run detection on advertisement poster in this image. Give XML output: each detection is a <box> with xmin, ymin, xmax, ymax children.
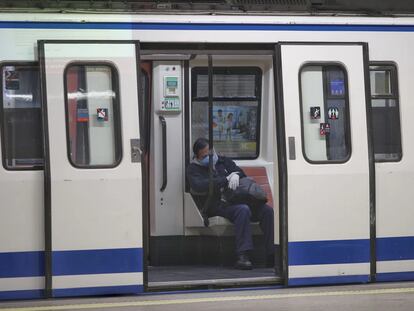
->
<box><xmin>212</xmin><ymin>104</ymin><xmax>258</xmax><ymax>157</ymax></box>
<box><xmin>191</xmin><ymin>101</ymin><xmax>259</xmax><ymax>158</ymax></box>
<box><xmin>212</xmin><ymin>105</ymin><xmax>257</xmax><ymax>141</ymax></box>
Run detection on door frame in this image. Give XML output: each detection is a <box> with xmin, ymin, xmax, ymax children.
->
<box><xmin>274</xmin><ymin>42</ymin><xmax>376</xmax><ymax>285</ymax></box>
<box><xmin>140</xmin><ymin>43</ymin><xmax>285</xmax><ymax>289</ymax></box>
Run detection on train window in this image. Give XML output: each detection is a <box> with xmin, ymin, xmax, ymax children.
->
<box><xmin>64</xmin><ymin>64</ymin><xmax>121</xmax><ymax>168</ymax></box>
<box><xmin>369</xmin><ymin>64</ymin><xmax>402</xmax><ymax>162</ymax></box>
<box><xmin>0</xmin><ymin>63</ymin><xmax>43</xmax><ymax>170</ymax></box>
<box><xmin>191</xmin><ymin>67</ymin><xmax>262</xmax><ymax>159</ymax></box>
<box><xmin>299</xmin><ymin>65</ymin><xmax>351</xmax><ymax>163</ymax></box>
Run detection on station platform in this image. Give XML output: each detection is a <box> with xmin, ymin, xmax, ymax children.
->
<box><xmin>1</xmin><ymin>281</ymin><xmax>414</xmax><ymax>311</ymax></box>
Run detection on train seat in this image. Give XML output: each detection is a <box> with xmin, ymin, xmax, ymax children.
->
<box><xmin>240</xmin><ymin>167</ymin><xmax>274</xmax><ymax>208</ymax></box>
<box><xmin>185</xmin><ymin>166</ymin><xmax>273</xmax><ymax>235</ymax></box>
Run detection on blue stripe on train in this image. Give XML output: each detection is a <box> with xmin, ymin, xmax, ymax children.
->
<box><xmin>52</xmin><ymin>248</ymin><xmax>143</xmax><ymax>275</ymax></box>
<box><xmin>2</xmin><ymin>21</ymin><xmax>414</xmax><ymax>32</ymax></box>
<box><xmin>288</xmin><ymin>239</ymin><xmax>371</xmax><ymax>266</ymax></box>
<box><xmin>53</xmin><ymin>285</ymin><xmax>144</xmax><ymax>297</ymax></box>
<box><xmin>377</xmin><ymin>236</ymin><xmax>414</xmax><ymax>261</ymax></box>
<box><xmin>377</xmin><ymin>271</ymin><xmax>414</xmax><ymax>282</ymax></box>
<box><xmin>0</xmin><ymin>251</ymin><xmax>44</xmax><ymax>278</ymax></box>
<box><xmin>289</xmin><ymin>275</ymin><xmax>370</xmax><ymax>286</ymax></box>
<box><xmin>1</xmin><ymin>238</ymin><xmax>414</xmax><ymax>279</ymax></box>
<box><xmin>0</xmin><ymin>289</ymin><xmax>44</xmax><ymax>300</ymax></box>
<box><xmin>0</xmin><ymin>248</ymin><xmax>143</xmax><ymax>278</ymax></box>
<box><xmin>0</xmin><ymin>286</ymin><xmax>144</xmax><ymax>300</ymax></box>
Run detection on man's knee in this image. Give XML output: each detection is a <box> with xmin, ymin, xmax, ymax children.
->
<box><xmin>264</xmin><ymin>205</ymin><xmax>274</xmax><ymax>217</ymax></box>
<box><xmin>236</xmin><ymin>204</ymin><xmax>252</xmax><ymax>219</ymax></box>
<box><xmin>259</xmin><ymin>204</ymin><xmax>274</xmax><ymax>221</ymax></box>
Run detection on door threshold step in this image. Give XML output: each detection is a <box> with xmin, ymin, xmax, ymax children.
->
<box><xmin>148</xmin><ymin>276</ymin><xmax>282</xmax><ymax>290</ymax></box>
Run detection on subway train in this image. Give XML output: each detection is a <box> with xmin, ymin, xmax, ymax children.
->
<box><xmin>0</xmin><ymin>8</ymin><xmax>413</xmax><ymax>300</ymax></box>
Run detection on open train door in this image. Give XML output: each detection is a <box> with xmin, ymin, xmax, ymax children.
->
<box><xmin>39</xmin><ymin>41</ymin><xmax>144</xmax><ymax>297</ymax></box>
<box><xmin>276</xmin><ymin>43</ymin><xmax>374</xmax><ymax>286</ymax></box>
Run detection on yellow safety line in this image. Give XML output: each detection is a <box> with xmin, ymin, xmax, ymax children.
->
<box><xmin>2</xmin><ymin>287</ymin><xmax>414</xmax><ymax>311</ymax></box>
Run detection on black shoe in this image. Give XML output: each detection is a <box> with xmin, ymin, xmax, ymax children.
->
<box><xmin>235</xmin><ymin>253</ymin><xmax>253</xmax><ymax>270</ymax></box>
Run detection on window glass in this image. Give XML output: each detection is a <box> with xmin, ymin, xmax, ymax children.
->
<box><xmin>191</xmin><ymin>67</ymin><xmax>261</xmax><ymax>159</ymax></box>
<box><xmin>369</xmin><ymin>64</ymin><xmax>402</xmax><ymax>161</ymax></box>
<box><xmin>65</xmin><ymin>64</ymin><xmax>121</xmax><ymax>167</ymax></box>
<box><xmin>370</xmin><ymin>70</ymin><xmax>392</xmax><ymax>96</ymax></box>
<box><xmin>300</xmin><ymin>65</ymin><xmax>350</xmax><ymax>162</ymax></box>
<box><xmin>1</xmin><ymin>64</ymin><xmax>43</xmax><ymax>169</ymax></box>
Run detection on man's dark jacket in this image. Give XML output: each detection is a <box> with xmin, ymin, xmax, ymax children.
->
<box><xmin>186</xmin><ymin>156</ymin><xmax>246</xmax><ymax>216</ymax></box>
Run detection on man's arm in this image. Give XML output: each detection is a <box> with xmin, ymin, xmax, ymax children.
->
<box><xmin>223</xmin><ymin>157</ymin><xmax>247</xmax><ymax>178</ymax></box>
<box><xmin>187</xmin><ymin>165</ymin><xmax>228</xmax><ymax>194</ymax></box>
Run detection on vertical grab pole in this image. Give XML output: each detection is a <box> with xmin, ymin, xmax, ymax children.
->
<box><xmin>201</xmin><ymin>54</ymin><xmax>214</xmax><ymax>227</ymax></box>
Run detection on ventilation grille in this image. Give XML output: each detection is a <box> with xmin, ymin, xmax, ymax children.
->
<box><xmin>1</xmin><ymin>0</ymin><xmax>414</xmax><ymax>15</ymax></box>
<box><xmin>230</xmin><ymin>0</ymin><xmax>309</xmax><ymax>6</ymax></box>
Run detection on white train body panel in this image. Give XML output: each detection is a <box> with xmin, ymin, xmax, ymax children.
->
<box><xmin>0</xmin><ymin>12</ymin><xmax>412</xmax><ymax>298</ymax></box>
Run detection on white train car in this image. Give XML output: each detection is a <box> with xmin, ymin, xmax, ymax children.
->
<box><xmin>0</xmin><ymin>9</ymin><xmax>412</xmax><ymax>299</ymax></box>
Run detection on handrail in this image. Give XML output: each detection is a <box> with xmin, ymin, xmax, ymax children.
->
<box><xmin>159</xmin><ymin>115</ymin><xmax>167</xmax><ymax>192</ymax></box>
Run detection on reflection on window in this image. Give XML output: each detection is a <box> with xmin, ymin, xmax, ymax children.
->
<box><xmin>1</xmin><ymin>64</ymin><xmax>43</xmax><ymax>170</ymax></box>
<box><xmin>370</xmin><ymin>70</ymin><xmax>392</xmax><ymax>96</ymax></box>
<box><xmin>65</xmin><ymin>64</ymin><xmax>121</xmax><ymax>167</ymax></box>
<box><xmin>300</xmin><ymin>65</ymin><xmax>350</xmax><ymax>162</ymax></box>
<box><xmin>191</xmin><ymin>67</ymin><xmax>261</xmax><ymax>159</ymax></box>
<box><xmin>370</xmin><ymin>64</ymin><xmax>402</xmax><ymax>161</ymax></box>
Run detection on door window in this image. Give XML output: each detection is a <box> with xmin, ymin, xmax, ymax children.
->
<box><xmin>299</xmin><ymin>64</ymin><xmax>351</xmax><ymax>163</ymax></box>
<box><xmin>65</xmin><ymin>63</ymin><xmax>122</xmax><ymax>168</ymax></box>
<box><xmin>369</xmin><ymin>64</ymin><xmax>402</xmax><ymax>162</ymax></box>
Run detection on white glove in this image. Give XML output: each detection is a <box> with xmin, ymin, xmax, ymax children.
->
<box><xmin>226</xmin><ymin>172</ymin><xmax>240</xmax><ymax>190</ymax></box>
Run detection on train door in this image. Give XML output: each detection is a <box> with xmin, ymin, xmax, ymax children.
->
<box><xmin>39</xmin><ymin>41</ymin><xmax>144</xmax><ymax>297</ymax></box>
<box><xmin>147</xmin><ymin>53</ymin><xmax>280</xmax><ymax>288</ymax></box>
<box><xmin>276</xmin><ymin>43</ymin><xmax>373</xmax><ymax>285</ymax></box>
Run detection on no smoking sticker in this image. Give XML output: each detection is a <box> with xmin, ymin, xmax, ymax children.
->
<box><xmin>97</xmin><ymin>108</ymin><xmax>109</xmax><ymax>121</ymax></box>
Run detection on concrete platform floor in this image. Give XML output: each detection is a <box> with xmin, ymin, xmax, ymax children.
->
<box><xmin>1</xmin><ymin>282</ymin><xmax>414</xmax><ymax>311</ymax></box>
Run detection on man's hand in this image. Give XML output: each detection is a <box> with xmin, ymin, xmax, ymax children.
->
<box><xmin>226</xmin><ymin>172</ymin><xmax>240</xmax><ymax>190</ymax></box>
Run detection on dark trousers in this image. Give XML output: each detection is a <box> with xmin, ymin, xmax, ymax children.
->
<box><xmin>212</xmin><ymin>203</ymin><xmax>274</xmax><ymax>255</ymax></box>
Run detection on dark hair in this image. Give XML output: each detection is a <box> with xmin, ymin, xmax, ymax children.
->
<box><xmin>218</xmin><ymin>109</ymin><xmax>223</xmax><ymax>113</ymax></box>
<box><xmin>193</xmin><ymin>137</ymin><xmax>209</xmax><ymax>156</ymax></box>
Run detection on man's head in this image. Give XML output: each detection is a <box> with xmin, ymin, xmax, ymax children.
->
<box><xmin>218</xmin><ymin>109</ymin><xmax>223</xmax><ymax>116</ymax></box>
<box><xmin>193</xmin><ymin>137</ymin><xmax>209</xmax><ymax>160</ymax></box>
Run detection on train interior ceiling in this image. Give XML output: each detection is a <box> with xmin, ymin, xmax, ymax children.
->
<box><xmin>145</xmin><ymin>52</ymin><xmax>280</xmax><ymax>288</ymax></box>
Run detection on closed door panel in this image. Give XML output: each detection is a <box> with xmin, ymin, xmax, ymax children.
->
<box><xmin>40</xmin><ymin>42</ymin><xmax>143</xmax><ymax>297</ymax></box>
<box><xmin>279</xmin><ymin>43</ymin><xmax>371</xmax><ymax>286</ymax></box>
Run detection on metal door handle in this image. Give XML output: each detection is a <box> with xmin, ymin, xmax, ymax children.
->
<box><xmin>159</xmin><ymin>116</ymin><xmax>167</xmax><ymax>192</ymax></box>
<box><xmin>288</xmin><ymin>136</ymin><xmax>296</xmax><ymax>160</ymax></box>
<box><xmin>130</xmin><ymin>139</ymin><xmax>142</xmax><ymax>163</ymax></box>
<box><xmin>132</xmin><ymin>146</ymin><xmax>142</xmax><ymax>155</ymax></box>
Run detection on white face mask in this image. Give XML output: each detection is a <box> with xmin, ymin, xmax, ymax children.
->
<box><xmin>200</xmin><ymin>152</ymin><xmax>218</xmax><ymax>167</ymax></box>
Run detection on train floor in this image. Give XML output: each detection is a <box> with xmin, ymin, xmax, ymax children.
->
<box><xmin>2</xmin><ymin>281</ymin><xmax>414</xmax><ymax>311</ymax></box>
<box><xmin>147</xmin><ymin>265</ymin><xmax>279</xmax><ymax>288</ymax></box>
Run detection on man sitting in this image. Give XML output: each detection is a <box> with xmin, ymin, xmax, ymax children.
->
<box><xmin>187</xmin><ymin>137</ymin><xmax>274</xmax><ymax>270</ymax></box>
